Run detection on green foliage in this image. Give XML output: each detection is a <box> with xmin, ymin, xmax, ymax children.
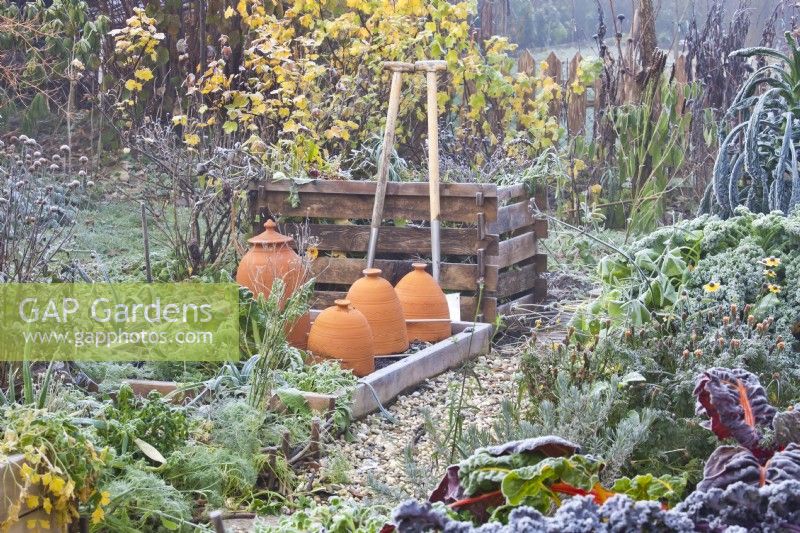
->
<box><xmin>0</xmin><ymin>0</ymin><xmax>108</xmax><ymax>133</ymax></box>
<box><xmin>611</xmin><ymin>473</ymin><xmax>687</xmax><ymax>507</ymax></box>
<box><xmin>98</xmin><ymin>466</ymin><xmax>194</xmax><ymax>533</ymax></box>
<box><xmin>501</xmin><ymin>455</ymin><xmax>604</xmax><ymax>510</ymax></box>
<box><xmin>96</xmin><ymin>384</ymin><xmax>189</xmax><ymax>459</ymax></box>
<box><xmin>253</xmin><ymin>496</ymin><xmax>390</xmax><ymax>533</ymax></box>
<box><xmin>610</xmin><ymin>82</ymin><xmax>693</xmax><ymax>236</ymax></box>
<box><xmin>209</xmin><ymin>398</ymin><xmax>266</xmax><ymax>457</ymax></box>
<box><xmin>702</xmin><ymin>33</ymin><xmax>800</xmax><ymax>216</ymax></box>
<box><xmin>163</xmin><ymin>444</ymin><xmax>259</xmax><ymax>508</ymax></box>
<box><xmin>574</xmin><ymin>208</ymin><xmax>800</xmax><ymax>344</ymax></box>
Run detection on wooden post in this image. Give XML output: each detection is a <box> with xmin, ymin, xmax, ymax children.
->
<box><xmin>567</xmin><ymin>52</ymin><xmax>586</xmax><ymax>136</ymax></box>
<box><xmin>141</xmin><ymin>203</ymin><xmax>152</xmax><ymax>283</ymax></box>
<box><xmin>673</xmin><ymin>53</ymin><xmax>688</xmax><ymax>114</ymax></box>
<box><xmin>544</xmin><ymin>51</ymin><xmax>562</xmax><ymax>118</ymax></box>
<box><xmin>310</xmin><ymin>416</ymin><xmax>321</xmax><ymax>459</ymax></box>
<box><xmin>518</xmin><ymin>49</ymin><xmax>536</xmax><ymax>76</ymax></box>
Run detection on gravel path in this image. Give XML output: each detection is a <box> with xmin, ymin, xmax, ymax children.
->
<box><xmin>323</xmin><ymin>344</ymin><xmax>527</xmax><ymax>503</ymax></box>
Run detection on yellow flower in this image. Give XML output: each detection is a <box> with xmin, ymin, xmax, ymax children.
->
<box><xmin>100</xmin><ymin>491</ymin><xmax>111</xmax><ymax>506</ymax></box>
<box><xmin>224</xmin><ymin>5</ymin><xmax>235</xmax><ymax>18</ymax></box>
<box><xmin>572</xmin><ymin>159</ymin><xmax>586</xmax><ymax>177</ymax></box>
<box><xmin>48</xmin><ymin>476</ymin><xmax>65</xmax><ymax>496</ymax></box>
<box><xmin>42</xmin><ymin>497</ymin><xmax>52</xmax><ymax>514</ymax></box>
<box><xmin>91</xmin><ymin>506</ymin><xmax>105</xmax><ymax>524</ymax></box>
<box><xmin>38</xmin><ymin>520</ymin><xmax>50</xmax><ymax>530</ymax></box>
<box><xmin>305</xmin><ymin>246</ymin><xmax>319</xmax><ymax>260</ymax></box>
<box><xmin>124</xmin><ymin>79</ymin><xmax>143</xmax><ymax>92</ymax></box>
<box><xmin>134</xmin><ymin>67</ymin><xmax>154</xmax><ymax>81</ymax></box>
<box><xmin>764</xmin><ymin>269</ymin><xmax>777</xmax><ymax>278</ymax></box>
<box><xmin>20</xmin><ymin>463</ymin><xmax>34</xmax><ymax>480</ymax></box>
<box><xmin>703</xmin><ymin>282</ymin><xmax>722</xmax><ymax>293</ymax></box>
<box><xmin>183</xmin><ymin>133</ymin><xmax>201</xmax><ymax>146</ymax></box>
<box><xmin>768</xmin><ymin>284</ymin><xmax>782</xmax><ymax>294</ymax></box>
<box><xmin>27</xmin><ymin>519</ymin><xmax>37</xmax><ymax>530</ymax></box>
<box><xmin>25</xmin><ymin>495</ymin><xmax>39</xmax><ymax>509</ymax></box>
<box><xmin>590</xmin><ymin>183</ymin><xmax>602</xmax><ymax>195</ymax></box>
<box><xmin>760</xmin><ymin>256</ymin><xmax>781</xmax><ymax>267</ymax></box>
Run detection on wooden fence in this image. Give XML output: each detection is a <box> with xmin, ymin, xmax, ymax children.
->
<box><xmin>521</xmin><ymin>47</ymin><xmax>691</xmax><ymax>135</ymax></box>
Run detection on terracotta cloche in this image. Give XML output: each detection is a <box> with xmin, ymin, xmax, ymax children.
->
<box><xmin>236</xmin><ymin>219</ymin><xmax>311</xmax><ymax>348</ymax></box>
<box><xmin>395</xmin><ymin>262</ymin><xmax>450</xmax><ymax>342</ymax></box>
<box><xmin>346</xmin><ymin>268</ymin><xmax>409</xmax><ymax>355</ymax></box>
<box><xmin>308</xmin><ymin>299</ymin><xmax>374</xmax><ymax>377</ymax></box>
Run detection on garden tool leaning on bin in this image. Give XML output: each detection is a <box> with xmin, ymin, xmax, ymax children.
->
<box><xmin>366</xmin><ymin>61</ymin><xmax>415</xmax><ymax>270</ymax></box>
<box><xmin>366</xmin><ymin>59</ymin><xmax>449</xmax><ymax>284</ymax></box>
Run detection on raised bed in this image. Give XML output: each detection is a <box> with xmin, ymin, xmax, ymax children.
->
<box><xmin>122</xmin><ymin>320</ymin><xmax>491</xmax><ymax>419</ymax></box>
<box><xmin>300</xmin><ymin>319</ymin><xmax>492</xmax><ymax>419</ymax></box>
<box><xmin>247</xmin><ymin>179</ymin><xmax>548</xmax><ymax>322</ymax></box>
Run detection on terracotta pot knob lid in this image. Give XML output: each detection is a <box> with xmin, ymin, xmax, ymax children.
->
<box><xmin>362</xmin><ymin>268</ymin><xmax>382</xmax><ymax>277</ymax></box>
<box><xmin>248</xmin><ymin>219</ymin><xmax>294</xmax><ymax>245</ymax></box>
<box><xmin>411</xmin><ymin>263</ymin><xmax>428</xmax><ymax>271</ymax></box>
<box><xmin>334</xmin><ymin>299</ymin><xmax>351</xmax><ymax>309</ymax></box>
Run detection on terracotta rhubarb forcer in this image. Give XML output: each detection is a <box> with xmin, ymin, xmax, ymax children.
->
<box><xmin>236</xmin><ymin>220</ymin><xmax>311</xmax><ymax>348</ymax></box>
<box><xmin>347</xmin><ymin>268</ymin><xmax>409</xmax><ymax>355</ymax></box>
<box><xmin>308</xmin><ymin>299</ymin><xmax>374</xmax><ymax>376</ymax></box>
<box><xmin>395</xmin><ymin>262</ymin><xmax>450</xmax><ymax>342</ymax></box>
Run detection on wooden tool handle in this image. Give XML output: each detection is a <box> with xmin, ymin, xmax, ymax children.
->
<box><xmin>366</xmin><ymin>68</ymin><xmax>404</xmax><ymax>268</ymax></box>
<box><xmin>425</xmin><ymin>70</ymin><xmax>440</xmax><ymax>223</ymax></box>
<box><xmin>371</xmin><ymin>70</ymin><xmax>403</xmax><ymax>229</ymax></box>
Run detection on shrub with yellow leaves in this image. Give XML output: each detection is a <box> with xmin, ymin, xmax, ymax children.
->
<box><xmin>0</xmin><ymin>406</ymin><xmax>110</xmax><ymax>531</ymax></box>
<box><xmin>110</xmin><ymin>0</ymin><xmax>596</xmax><ymax>174</ymax></box>
<box><xmin>108</xmin><ymin>8</ymin><xmax>164</xmax><ymax>116</ymax></box>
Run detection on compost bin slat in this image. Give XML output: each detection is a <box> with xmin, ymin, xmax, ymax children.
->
<box><xmin>311</xmin><ymin>257</ymin><xmax>482</xmax><ymax>291</ymax></box>
<box><xmin>497</xmin><ymin>183</ymin><xmax>528</xmax><ymax>203</ymax></box>
<box><xmin>260</xmin><ymin>191</ymin><xmax>498</xmax><ymax>223</ymax></box>
<box><xmin>490</xmin><ymin>200</ymin><xmax>533</xmax><ymax>234</ymax></box>
<box><xmin>280</xmin><ymin>223</ymin><xmax>498</xmax><ymax>256</ymax></box>
<box><xmin>490</xmin><ymin>231</ymin><xmax>538</xmax><ymax>268</ymax></box>
<box><xmin>497</xmin><ymin>262</ymin><xmax>540</xmax><ymax>298</ymax></box>
<box><xmin>261</xmin><ymin>180</ymin><xmax>499</xmax><ymax>198</ymax></box>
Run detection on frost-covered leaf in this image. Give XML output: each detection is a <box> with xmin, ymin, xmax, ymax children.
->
<box><xmin>693</xmin><ymin>367</ymin><xmax>776</xmax><ymax>457</ymax></box>
<box><xmin>500</xmin><ymin>455</ymin><xmax>604</xmax><ymax>511</ymax></box>
<box><xmin>134</xmin><ymin>437</ymin><xmax>166</xmax><ymax>464</ymax></box>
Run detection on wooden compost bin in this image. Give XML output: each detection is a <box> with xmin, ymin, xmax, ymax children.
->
<box><xmin>248</xmin><ymin>179</ymin><xmax>548</xmax><ymax>322</ymax></box>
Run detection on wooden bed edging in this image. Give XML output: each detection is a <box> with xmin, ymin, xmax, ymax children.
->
<box><xmin>292</xmin><ymin>320</ymin><xmax>492</xmax><ymax>419</ymax></box>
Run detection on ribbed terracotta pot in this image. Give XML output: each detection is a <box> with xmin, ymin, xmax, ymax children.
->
<box><xmin>347</xmin><ymin>268</ymin><xmax>409</xmax><ymax>355</ymax></box>
<box><xmin>236</xmin><ymin>220</ymin><xmax>311</xmax><ymax>349</ymax></box>
<box><xmin>395</xmin><ymin>263</ymin><xmax>451</xmax><ymax>342</ymax></box>
<box><xmin>308</xmin><ymin>299</ymin><xmax>374</xmax><ymax>377</ymax></box>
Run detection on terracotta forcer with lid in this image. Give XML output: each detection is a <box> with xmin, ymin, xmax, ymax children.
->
<box><xmin>395</xmin><ymin>263</ymin><xmax>451</xmax><ymax>342</ymax></box>
<box><xmin>308</xmin><ymin>299</ymin><xmax>374</xmax><ymax>376</ymax></box>
<box><xmin>236</xmin><ymin>220</ymin><xmax>311</xmax><ymax>348</ymax></box>
<box><xmin>346</xmin><ymin>268</ymin><xmax>409</xmax><ymax>355</ymax></box>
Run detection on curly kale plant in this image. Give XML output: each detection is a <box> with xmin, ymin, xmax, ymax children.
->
<box><xmin>575</xmin><ymin>209</ymin><xmax>800</xmax><ymax>347</ymax></box>
<box><xmin>700</xmin><ymin>33</ymin><xmax>800</xmax><ymax>216</ymax></box>
<box><xmin>392</xmin><ymin>496</ymin><xmax>695</xmax><ymax>532</ymax></box>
